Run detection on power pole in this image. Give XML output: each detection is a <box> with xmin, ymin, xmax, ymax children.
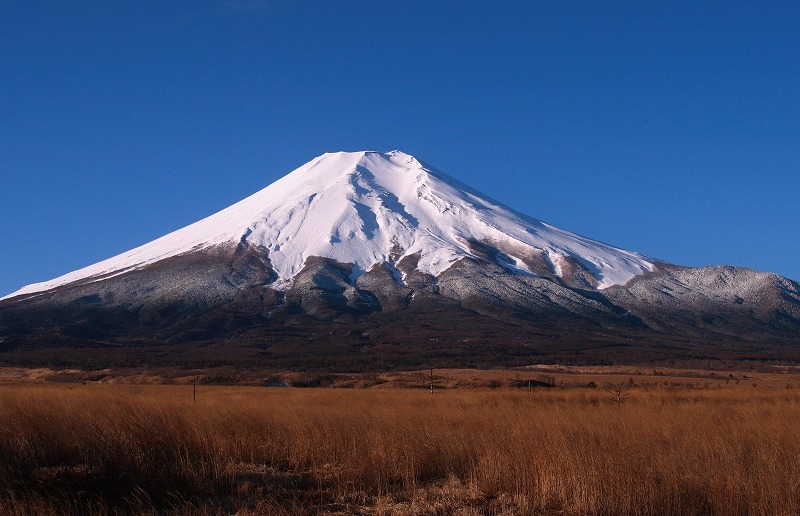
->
<box><xmin>430</xmin><ymin>367</ymin><xmax>434</xmax><ymax>394</ymax></box>
<box><xmin>193</xmin><ymin>376</ymin><xmax>197</xmax><ymax>404</ymax></box>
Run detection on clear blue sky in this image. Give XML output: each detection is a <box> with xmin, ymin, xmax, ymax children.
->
<box><xmin>2</xmin><ymin>1</ymin><xmax>799</xmax><ymax>296</ymax></box>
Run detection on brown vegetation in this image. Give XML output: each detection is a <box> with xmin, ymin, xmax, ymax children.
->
<box><xmin>4</xmin><ymin>361</ymin><xmax>800</xmax><ymax>389</ymax></box>
<box><xmin>1</xmin><ymin>382</ymin><xmax>799</xmax><ymax>514</ymax></box>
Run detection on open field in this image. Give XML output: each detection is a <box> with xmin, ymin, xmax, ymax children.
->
<box><xmin>380</xmin><ymin>363</ymin><xmax>800</xmax><ymax>390</ymax></box>
<box><xmin>2</xmin><ymin>378</ymin><xmax>800</xmax><ymax>514</ymax></box>
<box><xmin>3</xmin><ymin>362</ymin><xmax>800</xmax><ymax>388</ymax></box>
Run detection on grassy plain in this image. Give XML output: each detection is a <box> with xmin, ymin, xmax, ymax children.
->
<box><xmin>1</xmin><ymin>376</ymin><xmax>800</xmax><ymax>514</ymax></box>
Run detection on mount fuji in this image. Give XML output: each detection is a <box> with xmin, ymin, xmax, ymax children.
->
<box><xmin>1</xmin><ymin>150</ymin><xmax>799</xmax><ymax>368</ymax></box>
<box><xmin>3</xmin><ymin>151</ymin><xmax>654</xmax><ymax>298</ymax></box>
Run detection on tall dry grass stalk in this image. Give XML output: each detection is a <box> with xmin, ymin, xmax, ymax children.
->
<box><xmin>0</xmin><ymin>383</ymin><xmax>799</xmax><ymax>514</ymax></box>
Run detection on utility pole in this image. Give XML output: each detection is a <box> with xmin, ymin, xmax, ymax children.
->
<box><xmin>193</xmin><ymin>376</ymin><xmax>197</xmax><ymax>404</ymax></box>
<box><xmin>430</xmin><ymin>367</ymin><xmax>434</xmax><ymax>394</ymax></box>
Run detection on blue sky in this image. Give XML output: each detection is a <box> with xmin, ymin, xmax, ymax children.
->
<box><xmin>2</xmin><ymin>1</ymin><xmax>799</xmax><ymax>296</ymax></box>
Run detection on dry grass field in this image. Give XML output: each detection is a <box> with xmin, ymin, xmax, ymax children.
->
<box><xmin>1</xmin><ymin>380</ymin><xmax>800</xmax><ymax>514</ymax></box>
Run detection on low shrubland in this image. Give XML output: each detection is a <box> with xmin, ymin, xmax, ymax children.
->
<box><xmin>1</xmin><ymin>382</ymin><xmax>799</xmax><ymax>514</ymax></box>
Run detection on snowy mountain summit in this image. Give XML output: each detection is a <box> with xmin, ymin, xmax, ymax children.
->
<box><xmin>4</xmin><ymin>150</ymin><xmax>655</xmax><ymax>300</ymax></box>
<box><xmin>3</xmin><ymin>151</ymin><xmax>800</xmax><ymax>363</ymax></box>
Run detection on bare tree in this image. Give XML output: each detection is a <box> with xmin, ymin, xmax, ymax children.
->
<box><xmin>606</xmin><ymin>382</ymin><xmax>629</xmax><ymax>404</ymax></box>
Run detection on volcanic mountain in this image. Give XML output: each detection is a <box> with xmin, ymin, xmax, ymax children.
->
<box><xmin>1</xmin><ymin>150</ymin><xmax>799</xmax><ymax>369</ymax></box>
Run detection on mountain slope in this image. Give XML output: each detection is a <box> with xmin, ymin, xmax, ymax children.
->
<box><xmin>2</xmin><ymin>151</ymin><xmax>654</xmax><ymax>301</ymax></box>
<box><xmin>1</xmin><ymin>150</ymin><xmax>798</xmax><ymax>369</ymax></box>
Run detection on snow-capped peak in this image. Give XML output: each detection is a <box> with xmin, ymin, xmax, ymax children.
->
<box><xmin>2</xmin><ymin>150</ymin><xmax>655</xmax><ymax>300</ymax></box>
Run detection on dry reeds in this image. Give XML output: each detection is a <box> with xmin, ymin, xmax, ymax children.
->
<box><xmin>0</xmin><ymin>383</ymin><xmax>799</xmax><ymax>514</ymax></box>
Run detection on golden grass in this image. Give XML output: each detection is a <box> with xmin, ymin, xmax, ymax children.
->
<box><xmin>1</xmin><ymin>383</ymin><xmax>799</xmax><ymax>514</ymax></box>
